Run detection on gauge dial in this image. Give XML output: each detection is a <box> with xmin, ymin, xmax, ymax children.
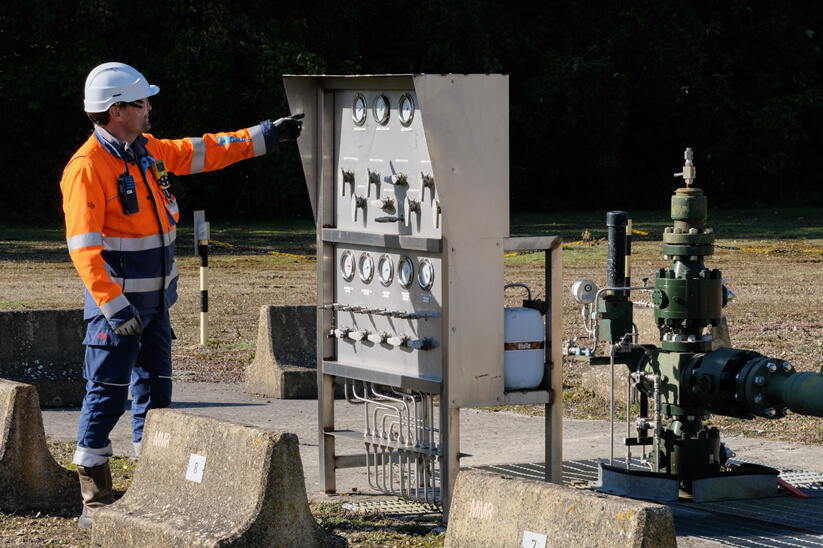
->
<box><xmin>340</xmin><ymin>250</ymin><xmax>355</xmax><ymax>282</ymax></box>
<box><xmin>418</xmin><ymin>258</ymin><xmax>435</xmax><ymax>291</ymax></box>
<box><xmin>373</xmin><ymin>94</ymin><xmax>390</xmax><ymax>125</ymax></box>
<box><xmin>359</xmin><ymin>252</ymin><xmax>374</xmax><ymax>284</ymax></box>
<box><xmin>398</xmin><ymin>94</ymin><xmax>415</xmax><ymax>126</ymax></box>
<box><xmin>378</xmin><ymin>255</ymin><xmax>394</xmax><ymax>286</ymax></box>
<box><xmin>398</xmin><ymin>256</ymin><xmax>414</xmax><ymax>289</ymax></box>
<box><xmin>352</xmin><ymin>94</ymin><xmax>367</xmax><ymax>126</ymax></box>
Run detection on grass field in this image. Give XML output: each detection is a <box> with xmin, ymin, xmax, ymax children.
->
<box><xmin>1</xmin><ymin>206</ymin><xmax>822</xmax><ymax>545</ymax></box>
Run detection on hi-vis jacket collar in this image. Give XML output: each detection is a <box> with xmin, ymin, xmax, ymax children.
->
<box><xmin>94</xmin><ymin>126</ymin><xmax>149</xmax><ymax>163</ymax></box>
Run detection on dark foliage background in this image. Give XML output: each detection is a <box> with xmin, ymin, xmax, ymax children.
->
<box><xmin>2</xmin><ymin>0</ymin><xmax>822</xmax><ymax>225</ymax></box>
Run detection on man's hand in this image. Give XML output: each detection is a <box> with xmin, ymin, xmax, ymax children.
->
<box><xmin>273</xmin><ymin>113</ymin><xmax>304</xmax><ymax>142</ymax></box>
<box><xmin>114</xmin><ymin>314</ymin><xmax>142</xmax><ymax>336</ymax></box>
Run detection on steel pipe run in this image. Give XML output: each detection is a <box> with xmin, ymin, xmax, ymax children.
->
<box><xmin>683</xmin><ymin>347</ymin><xmax>823</xmax><ymax>420</ymax></box>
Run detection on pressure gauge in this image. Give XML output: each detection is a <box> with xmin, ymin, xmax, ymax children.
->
<box><xmin>378</xmin><ymin>254</ymin><xmax>394</xmax><ymax>287</ymax></box>
<box><xmin>418</xmin><ymin>258</ymin><xmax>435</xmax><ymax>291</ymax></box>
<box><xmin>359</xmin><ymin>252</ymin><xmax>374</xmax><ymax>284</ymax></box>
<box><xmin>340</xmin><ymin>250</ymin><xmax>355</xmax><ymax>282</ymax></box>
<box><xmin>352</xmin><ymin>94</ymin><xmax>367</xmax><ymax>126</ymax></box>
<box><xmin>398</xmin><ymin>94</ymin><xmax>415</xmax><ymax>126</ymax></box>
<box><xmin>398</xmin><ymin>256</ymin><xmax>414</xmax><ymax>289</ymax></box>
<box><xmin>373</xmin><ymin>94</ymin><xmax>390</xmax><ymax>125</ymax></box>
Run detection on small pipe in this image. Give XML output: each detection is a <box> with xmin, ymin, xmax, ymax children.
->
<box><xmin>652</xmin><ymin>374</ymin><xmax>662</xmax><ymax>473</ymax></box>
<box><xmin>610</xmin><ymin>344</ymin><xmax>616</xmax><ymax>465</ymax></box>
<box><xmin>626</xmin><ymin>370</ymin><xmax>632</xmax><ymax>470</ymax></box>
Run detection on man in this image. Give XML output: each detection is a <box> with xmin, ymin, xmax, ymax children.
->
<box><xmin>60</xmin><ymin>62</ymin><xmax>302</xmax><ymax>528</ymax></box>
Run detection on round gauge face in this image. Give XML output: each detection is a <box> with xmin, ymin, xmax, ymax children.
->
<box><xmin>340</xmin><ymin>250</ymin><xmax>355</xmax><ymax>282</ymax></box>
<box><xmin>418</xmin><ymin>258</ymin><xmax>435</xmax><ymax>291</ymax></box>
<box><xmin>359</xmin><ymin>252</ymin><xmax>374</xmax><ymax>284</ymax></box>
<box><xmin>373</xmin><ymin>94</ymin><xmax>390</xmax><ymax>125</ymax></box>
<box><xmin>398</xmin><ymin>94</ymin><xmax>415</xmax><ymax>126</ymax></box>
<box><xmin>398</xmin><ymin>256</ymin><xmax>414</xmax><ymax>289</ymax></box>
<box><xmin>378</xmin><ymin>254</ymin><xmax>394</xmax><ymax>287</ymax></box>
<box><xmin>352</xmin><ymin>94</ymin><xmax>367</xmax><ymax>126</ymax></box>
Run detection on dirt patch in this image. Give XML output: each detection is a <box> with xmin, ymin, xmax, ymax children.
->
<box><xmin>2</xmin><ymin>227</ymin><xmax>823</xmax><ymax>442</ymax></box>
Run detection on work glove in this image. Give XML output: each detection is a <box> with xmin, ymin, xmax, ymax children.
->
<box><xmin>114</xmin><ymin>314</ymin><xmax>143</xmax><ymax>336</ymax></box>
<box><xmin>168</xmin><ymin>172</ymin><xmax>187</xmax><ymax>199</ymax></box>
<box><xmin>273</xmin><ymin>113</ymin><xmax>304</xmax><ymax>142</ymax></box>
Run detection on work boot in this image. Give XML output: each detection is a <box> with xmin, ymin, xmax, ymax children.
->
<box><xmin>77</xmin><ymin>462</ymin><xmax>116</xmax><ymax>529</ymax></box>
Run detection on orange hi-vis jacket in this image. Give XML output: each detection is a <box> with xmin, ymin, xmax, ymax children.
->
<box><xmin>61</xmin><ymin>122</ymin><xmax>276</xmax><ymax>327</ymax></box>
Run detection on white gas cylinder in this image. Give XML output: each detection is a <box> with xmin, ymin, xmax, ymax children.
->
<box><xmin>503</xmin><ymin>307</ymin><xmax>545</xmax><ymax>390</ymax></box>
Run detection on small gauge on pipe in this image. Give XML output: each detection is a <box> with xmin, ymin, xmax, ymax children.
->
<box><xmin>398</xmin><ymin>93</ymin><xmax>415</xmax><ymax>126</ymax></box>
<box><xmin>418</xmin><ymin>258</ymin><xmax>435</xmax><ymax>291</ymax></box>
<box><xmin>352</xmin><ymin>94</ymin><xmax>367</xmax><ymax>126</ymax></box>
<box><xmin>373</xmin><ymin>94</ymin><xmax>390</xmax><ymax>125</ymax></box>
<box><xmin>340</xmin><ymin>250</ymin><xmax>355</xmax><ymax>282</ymax></box>
<box><xmin>398</xmin><ymin>256</ymin><xmax>414</xmax><ymax>289</ymax></box>
<box><xmin>378</xmin><ymin>254</ymin><xmax>394</xmax><ymax>287</ymax></box>
<box><xmin>359</xmin><ymin>252</ymin><xmax>374</xmax><ymax>284</ymax></box>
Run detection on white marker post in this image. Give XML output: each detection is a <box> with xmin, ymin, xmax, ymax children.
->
<box><xmin>193</xmin><ymin>211</ymin><xmax>210</xmax><ymax>346</ymax></box>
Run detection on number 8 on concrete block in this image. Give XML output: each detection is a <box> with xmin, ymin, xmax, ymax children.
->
<box><xmin>186</xmin><ymin>453</ymin><xmax>207</xmax><ymax>483</ymax></box>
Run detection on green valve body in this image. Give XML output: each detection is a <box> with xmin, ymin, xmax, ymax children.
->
<box><xmin>654</xmin><ymin>187</ymin><xmax>721</xmax><ymax>352</ymax></box>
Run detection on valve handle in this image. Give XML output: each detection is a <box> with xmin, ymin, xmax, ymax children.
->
<box><xmin>404</xmin><ymin>197</ymin><xmax>421</xmax><ymax>228</ymax></box>
<box><xmin>351</xmin><ymin>194</ymin><xmax>367</xmax><ymax>222</ymax></box>
<box><xmin>367</xmin><ymin>169</ymin><xmax>381</xmax><ymax>197</ymax></box>
<box><xmin>367</xmin><ymin>332</ymin><xmax>388</xmax><ymax>344</ymax></box>
<box><xmin>420</xmin><ymin>173</ymin><xmax>435</xmax><ymax>201</ymax></box>
<box><xmin>387</xmin><ymin>334</ymin><xmax>409</xmax><ymax>347</ymax></box>
<box><xmin>407</xmin><ymin>338</ymin><xmax>432</xmax><ymax>350</ymax></box>
<box><xmin>341</xmin><ymin>169</ymin><xmax>355</xmax><ymax>197</ymax></box>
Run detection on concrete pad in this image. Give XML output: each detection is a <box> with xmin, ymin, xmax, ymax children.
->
<box><xmin>92</xmin><ymin>408</ymin><xmax>346</xmax><ymax>548</ymax></box>
<box><xmin>0</xmin><ymin>309</ymin><xmax>86</xmax><ymax>407</ymax></box>
<box><xmin>244</xmin><ymin>305</ymin><xmax>318</xmax><ymax>399</ymax></box>
<box><xmin>0</xmin><ymin>379</ymin><xmax>81</xmax><ymax>515</ymax></box>
<box><xmin>444</xmin><ymin>469</ymin><xmax>676</xmax><ymax>547</ymax></box>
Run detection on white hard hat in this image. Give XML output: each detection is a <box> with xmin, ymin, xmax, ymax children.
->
<box><xmin>84</xmin><ymin>62</ymin><xmax>160</xmax><ymax>113</ymax></box>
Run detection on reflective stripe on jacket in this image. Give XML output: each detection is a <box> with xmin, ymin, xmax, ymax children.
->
<box><xmin>61</xmin><ymin>122</ymin><xmax>275</xmax><ymax>321</ymax></box>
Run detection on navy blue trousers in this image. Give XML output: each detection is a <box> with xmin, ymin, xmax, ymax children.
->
<box><xmin>77</xmin><ymin>310</ymin><xmax>173</xmax><ymax>453</ymax></box>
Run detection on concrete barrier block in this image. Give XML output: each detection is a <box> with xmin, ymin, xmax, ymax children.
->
<box><xmin>0</xmin><ymin>309</ymin><xmax>86</xmax><ymax>407</ymax></box>
<box><xmin>245</xmin><ymin>305</ymin><xmax>318</xmax><ymax>399</ymax></box>
<box><xmin>0</xmin><ymin>379</ymin><xmax>81</xmax><ymax>514</ymax></box>
<box><xmin>92</xmin><ymin>409</ymin><xmax>346</xmax><ymax>548</ymax></box>
<box><xmin>444</xmin><ymin>470</ymin><xmax>676</xmax><ymax>548</ymax></box>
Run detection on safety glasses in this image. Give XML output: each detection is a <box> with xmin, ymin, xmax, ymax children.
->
<box><xmin>116</xmin><ymin>99</ymin><xmax>149</xmax><ymax>110</ymax></box>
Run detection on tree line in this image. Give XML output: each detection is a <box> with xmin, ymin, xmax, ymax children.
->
<box><xmin>2</xmin><ymin>0</ymin><xmax>821</xmax><ymax>225</ymax></box>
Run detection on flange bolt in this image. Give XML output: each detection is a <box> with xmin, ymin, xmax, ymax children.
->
<box><xmin>754</xmin><ymin>376</ymin><xmax>766</xmax><ymax>387</ymax></box>
<box><xmin>765</xmin><ymin>408</ymin><xmax>777</xmax><ymax>417</ymax></box>
<box><xmin>782</xmin><ymin>362</ymin><xmax>793</xmax><ymax>372</ymax></box>
<box><xmin>766</xmin><ymin>362</ymin><xmax>778</xmax><ymax>373</ymax></box>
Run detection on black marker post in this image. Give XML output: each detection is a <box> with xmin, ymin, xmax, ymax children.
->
<box><xmin>194</xmin><ymin>210</ymin><xmax>210</xmax><ymax>346</ymax></box>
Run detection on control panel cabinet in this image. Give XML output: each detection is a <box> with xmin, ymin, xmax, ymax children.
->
<box><xmin>284</xmin><ymin>74</ymin><xmax>562</xmax><ymax>518</ymax></box>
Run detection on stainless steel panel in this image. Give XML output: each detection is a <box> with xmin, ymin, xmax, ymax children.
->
<box><xmin>414</xmin><ymin>74</ymin><xmax>510</xmax><ymax>239</ymax></box>
<box><xmin>324</xmin><ymin>362</ymin><xmax>441</xmax><ymax>394</ymax></box>
<box><xmin>504</xmin><ymin>235</ymin><xmax>561</xmax><ymax>252</ymax></box>
<box><xmin>334</xmin><ymin>89</ymin><xmax>441</xmax><ymax>240</ymax></box>
<box><xmin>283</xmin><ymin>77</ymin><xmax>320</xmax><ymax>221</ymax></box>
<box><xmin>332</xmin><ymin>244</ymin><xmax>443</xmax><ymax>382</ymax></box>
<box><xmin>443</xmin><ymin>237</ymin><xmax>505</xmax><ymax>407</ymax></box>
<box><xmin>323</xmin><ymin>228</ymin><xmax>442</xmax><ymax>253</ymax></box>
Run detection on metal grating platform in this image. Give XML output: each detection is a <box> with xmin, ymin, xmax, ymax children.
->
<box><xmin>341</xmin><ymin>498</ymin><xmax>441</xmax><ymax>516</ymax></box>
<box><xmin>472</xmin><ymin>460</ymin><xmax>823</xmax><ymax>547</ymax></box>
